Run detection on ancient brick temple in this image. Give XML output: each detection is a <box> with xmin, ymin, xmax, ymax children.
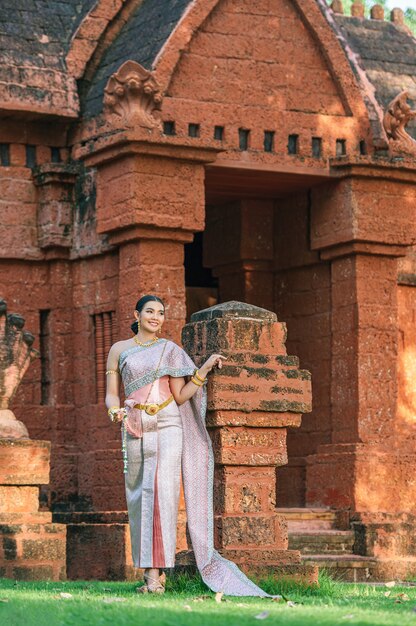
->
<box><xmin>1</xmin><ymin>0</ymin><xmax>416</xmax><ymax>582</ymax></box>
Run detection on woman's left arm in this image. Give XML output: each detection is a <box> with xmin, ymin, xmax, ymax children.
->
<box><xmin>169</xmin><ymin>353</ymin><xmax>225</xmax><ymax>405</ymax></box>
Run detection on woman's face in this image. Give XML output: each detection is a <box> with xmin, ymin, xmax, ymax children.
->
<box><xmin>135</xmin><ymin>301</ymin><xmax>165</xmax><ymax>334</ymax></box>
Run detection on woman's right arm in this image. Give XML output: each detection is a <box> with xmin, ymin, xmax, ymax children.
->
<box><xmin>105</xmin><ymin>344</ymin><xmax>122</xmax><ymax>418</ymax></box>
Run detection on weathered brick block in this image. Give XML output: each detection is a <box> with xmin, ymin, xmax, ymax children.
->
<box><xmin>22</xmin><ymin>538</ymin><xmax>65</xmax><ymax>560</ymax></box>
<box><xmin>12</xmin><ymin>565</ymin><xmax>54</xmax><ymax>580</ymax></box>
<box><xmin>3</xmin><ymin>537</ymin><xmax>18</xmax><ymax>560</ymax></box>
<box><xmin>211</xmin><ymin>427</ymin><xmax>287</xmax><ymax>466</ymax></box>
<box><xmin>0</xmin><ymin>440</ymin><xmax>50</xmax><ymax>485</ymax></box>
<box><xmin>214</xmin><ymin>466</ymin><xmax>277</xmax><ymax>514</ymax></box>
<box><xmin>215</xmin><ymin>514</ymin><xmax>286</xmax><ymax>548</ymax></box>
<box><xmin>66</xmin><ymin>523</ymin><xmax>137</xmax><ymax>581</ymax></box>
<box><xmin>0</xmin><ymin>486</ymin><xmax>40</xmax><ymax>513</ymax></box>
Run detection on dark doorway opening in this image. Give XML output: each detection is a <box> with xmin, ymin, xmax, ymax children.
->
<box><xmin>184</xmin><ymin>231</ymin><xmax>218</xmax><ymax>321</ymax></box>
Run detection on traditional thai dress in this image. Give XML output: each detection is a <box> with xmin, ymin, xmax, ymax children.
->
<box><xmin>119</xmin><ymin>338</ymin><xmax>271</xmax><ymax>597</ymax></box>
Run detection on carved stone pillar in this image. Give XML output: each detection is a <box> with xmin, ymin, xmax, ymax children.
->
<box><xmin>182</xmin><ymin>301</ymin><xmax>316</xmax><ymax>579</ymax></box>
<box><xmin>204</xmin><ymin>200</ymin><xmax>274</xmax><ymax>310</ymax></box>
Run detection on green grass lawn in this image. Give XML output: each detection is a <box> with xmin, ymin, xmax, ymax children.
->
<box><xmin>1</xmin><ymin>572</ymin><xmax>416</xmax><ymax>626</ymax></box>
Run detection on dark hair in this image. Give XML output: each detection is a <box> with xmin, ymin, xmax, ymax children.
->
<box><xmin>131</xmin><ymin>295</ymin><xmax>165</xmax><ymax>334</ymax></box>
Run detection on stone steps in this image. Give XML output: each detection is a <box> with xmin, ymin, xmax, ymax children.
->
<box><xmin>278</xmin><ymin>508</ymin><xmax>378</xmax><ymax>581</ymax></box>
<box><xmin>278</xmin><ymin>507</ymin><xmax>338</xmax><ymax>531</ymax></box>
<box><xmin>301</xmin><ymin>554</ymin><xmax>378</xmax><ymax>582</ymax></box>
<box><xmin>289</xmin><ymin>530</ymin><xmax>355</xmax><ymax>555</ymax></box>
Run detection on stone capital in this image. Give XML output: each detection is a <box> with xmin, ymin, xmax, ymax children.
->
<box><xmin>311</xmin><ymin>162</ymin><xmax>416</xmax><ymax>254</ymax></box>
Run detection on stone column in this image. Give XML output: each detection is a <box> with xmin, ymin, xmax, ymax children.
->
<box><xmin>117</xmin><ymin>237</ymin><xmax>188</xmax><ymax>343</ymax></box>
<box><xmin>306</xmin><ymin>163</ymin><xmax>416</xmax><ymax>579</ymax></box>
<box><xmin>306</xmin><ymin>250</ymin><xmax>401</xmax><ymax>510</ymax></box>
<box><xmin>204</xmin><ymin>200</ymin><xmax>274</xmax><ymax>310</ymax></box>
<box><xmin>182</xmin><ymin>301</ymin><xmax>315</xmax><ymax>579</ymax></box>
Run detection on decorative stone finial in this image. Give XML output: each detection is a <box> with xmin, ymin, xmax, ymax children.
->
<box><xmin>330</xmin><ymin>0</ymin><xmax>344</xmax><ymax>14</ymax></box>
<box><xmin>103</xmin><ymin>60</ymin><xmax>163</xmax><ymax>128</ymax></box>
<box><xmin>390</xmin><ymin>8</ymin><xmax>404</xmax><ymax>24</ymax></box>
<box><xmin>370</xmin><ymin>4</ymin><xmax>384</xmax><ymax>19</ymax></box>
<box><xmin>351</xmin><ymin>1</ymin><xmax>365</xmax><ymax>17</ymax></box>
<box><xmin>0</xmin><ymin>299</ymin><xmax>39</xmax><ymax>439</ymax></box>
<box><xmin>383</xmin><ymin>91</ymin><xmax>416</xmax><ymax>156</ymax></box>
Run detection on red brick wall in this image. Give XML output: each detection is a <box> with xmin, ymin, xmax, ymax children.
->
<box><xmin>164</xmin><ymin>0</ymin><xmax>369</xmax><ymax>159</ymax></box>
<box><xmin>0</xmin><ymin>160</ymin><xmax>39</xmax><ymax>260</ymax></box>
<box><xmin>70</xmin><ymin>253</ymin><xmax>121</xmax><ymax>511</ymax></box>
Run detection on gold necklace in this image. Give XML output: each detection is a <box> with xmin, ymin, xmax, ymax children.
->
<box><xmin>134</xmin><ymin>334</ymin><xmax>159</xmax><ymax>347</ymax></box>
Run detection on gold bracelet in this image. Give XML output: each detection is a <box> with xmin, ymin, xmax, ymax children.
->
<box><xmin>191</xmin><ymin>376</ymin><xmax>204</xmax><ymax>387</ymax></box>
<box><xmin>106</xmin><ymin>370</ymin><xmax>119</xmax><ymax>375</ymax></box>
<box><xmin>108</xmin><ymin>406</ymin><xmax>120</xmax><ymax>417</ymax></box>
<box><xmin>194</xmin><ymin>369</ymin><xmax>206</xmax><ymax>382</ymax></box>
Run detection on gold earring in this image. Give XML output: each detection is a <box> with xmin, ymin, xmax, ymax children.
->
<box><xmin>136</xmin><ymin>320</ymin><xmax>140</xmax><ymax>333</ymax></box>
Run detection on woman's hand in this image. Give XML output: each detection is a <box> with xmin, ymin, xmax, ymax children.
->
<box><xmin>108</xmin><ymin>407</ymin><xmax>126</xmax><ymax>423</ymax></box>
<box><xmin>199</xmin><ymin>353</ymin><xmax>226</xmax><ymax>378</ymax></box>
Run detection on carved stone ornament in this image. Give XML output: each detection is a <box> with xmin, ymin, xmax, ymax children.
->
<box><xmin>0</xmin><ymin>299</ymin><xmax>39</xmax><ymax>439</ymax></box>
<box><xmin>383</xmin><ymin>91</ymin><xmax>416</xmax><ymax>156</ymax></box>
<box><xmin>103</xmin><ymin>60</ymin><xmax>163</xmax><ymax>128</ymax></box>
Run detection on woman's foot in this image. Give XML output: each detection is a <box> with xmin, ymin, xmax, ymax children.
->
<box><xmin>137</xmin><ymin>569</ymin><xmax>166</xmax><ymax>594</ymax></box>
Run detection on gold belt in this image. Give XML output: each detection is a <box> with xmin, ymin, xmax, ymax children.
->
<box><xmin>134</xmin><ymin>394</ymin><xmax>174</xmax><ymax>416</ymax></box>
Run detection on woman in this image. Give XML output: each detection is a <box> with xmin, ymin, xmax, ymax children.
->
<box><xmin>105</xmin><ymin>294</ymin><xmax>273</xmax><ymax>597</ymax></box>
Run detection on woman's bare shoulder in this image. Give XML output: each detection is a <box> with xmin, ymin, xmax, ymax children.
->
<box><xmin>109</xmin><ymin>339</ymin><xmax>134</xmax><ymax>358</ymax></box>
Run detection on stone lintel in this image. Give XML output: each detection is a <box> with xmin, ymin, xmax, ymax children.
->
<box><xmin>32</xmin><ymin>162</ymin><xmax>79</xmax><ymax>186</ymax></box>
<box><xmin>190</xmin><ymin>300</ymin><xmax>277</xmax><ymax>323</ymax></box>
<box><xmin>319</xmin><ymin>241</ymin><xmax>408</xmax><ymax>261</ymax></box>
<box><xmin>108</xmin><ymin>225</ymin><xmax>195</xmax><ymax>247</ymax></box>
<box><xmin>77</xmin><ymin>130</ymin><xmax>221</xmax><ymax>168</ymax></box>
<box><xmin>329</xmin><ymin>157</ymin><xmax>416</xmax><ymax>184</ymax></box>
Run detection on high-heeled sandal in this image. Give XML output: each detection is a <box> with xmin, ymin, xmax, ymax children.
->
<box><xmin>137</xmin><ymin>571</ymin><xmax>166</xmax><ymax>594</ymax></box>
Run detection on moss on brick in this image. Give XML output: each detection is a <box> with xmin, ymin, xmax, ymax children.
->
<box><xmin>276</xmin><ymin>355</ymin><xmax>299</xmax><ymax>366</ymax></box>
<box><xmin>259</xmin><ymin>399</ymin><xmax>310</xmax><ymax>413</ymax></box>
<box><xmin>283</xmin><ymin>369</ymin><xmax>311</xmax><ymax>381</ymax></box>
<box><xmin>252</xmin><ymin>354</ymin><xmax>269</xmax><ymax>364</ymax></box>
<box><xmin>271</xmin><ymin>386</ymin><xmax>302</xmax><ymax>395</ymax></box>
<box><xmin>245</xmin><ymin>367</ymin><xmax>275</xmax><ymax>380</ymax></box>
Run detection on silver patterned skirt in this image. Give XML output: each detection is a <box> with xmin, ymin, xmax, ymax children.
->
<box><xmin>124</xmin><ymin>399</ymin><xmax>182</xmax><ymax>568</ymax></box>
